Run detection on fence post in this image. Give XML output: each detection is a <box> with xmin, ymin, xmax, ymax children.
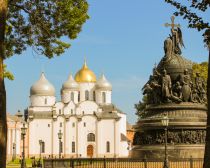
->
<box><xmin>143</xmin><ymin>156</ymin><xmax>147</xmax><ymax>168</ymax></box>
<box><xmin>190</xmin><ymin>156</ymin><xmax>193</xmax><ymax>168</ymax></box>
<box><xmin>70</xmin><ymin>159</ymin><xmax>74</xmax><ymax>168</ymax></box>
<box><xmin>103</xmin><ymin>156</ymin><xmax>106</xmax><ymax>168</ymax></box>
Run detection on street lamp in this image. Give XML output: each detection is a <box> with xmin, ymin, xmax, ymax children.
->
<box><xmin>39</xmin><ymin>140</ymin><xmax>43</xmax><ymax>159</ymax></box>
<box><xmin>161</xmin><ymin>115</ymin><xmax>169</xmax><ymax>168</ymax></box>
<box><xmin>12</xmin><ymin>143</ymin><xmax>16</xmax><ymax>161</ymax></box>
<box><xmin>21</xmin><ymin>123</ymin><xmax>27</xmax><ymax>168</ymax></box>
<box><xmin>58</xmin><ymin>130</ymin><xmax>63</xmax><ymax>159</ymax></box>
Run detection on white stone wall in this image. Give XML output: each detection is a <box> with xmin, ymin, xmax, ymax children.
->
<box><xmin>28</xmin><ymin>119</ymin><xmax>52</xmax><ymax>155</ymax></box>
<box><xmin>61</xmin><ymin>90</ymin><xmax>79</xmax><ymax>104</ymax></box>
<box><xmin>95</xmin><ymin>90</ymin><xmax>112</xmax><ymax>104</ymax></box>
<box><xmin>65</xmin><ymin>117</ymin><xmax>77</xmax><ymax>156</ymax></box>
<box><xmin>78</xmin><ymin>83</ymin><xmax>95</xmax><ymax>102</ymax></box>
<box><xmin>77</xmin><ymin>101</ymin><xmax>98</xmax><ymax>115</ymax></box>
<box><xmin>97</xmin><ymin>119</ymin><xmax>115</xmax><ymax>157</ymax></box>
<box><xmin>30</xmin><ymin>95</ymin><xmax>56</xmax><ymax>106</ymax></box>
<box><xmin>63</xmin><ymin>101</ymin><xmax>76</xmax><ymax>115</ymax></box>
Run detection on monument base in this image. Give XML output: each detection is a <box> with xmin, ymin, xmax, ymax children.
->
<box><xmin>130</xmin><ymin>144</ymin><xmax>205</xmax><ymax>159</ymax></box>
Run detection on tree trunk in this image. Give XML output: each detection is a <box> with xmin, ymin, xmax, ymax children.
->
<box><xmin>204</xmin><ymin>49</ymin><xmax>210</xmax><ymax>168</ymax></box>
<box><xmin>0</xmin><ymin>0</ymin><xmax>7</xmax><ymax>168</ymax></box>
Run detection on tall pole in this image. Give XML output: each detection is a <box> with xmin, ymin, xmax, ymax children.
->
<box><xmin>21</xmin><ymin>134</ymin><xmax>25</xmax><ymax>168</ymax></box>
<box><xmin>59</xmin><ymin>138</ymin><xmax>61</xmax><ymax>159</ymax></box>
<box><xmin>163</xmin><ymin>126</ymin><xmax>169</xmax><ymax>168</ymax></box>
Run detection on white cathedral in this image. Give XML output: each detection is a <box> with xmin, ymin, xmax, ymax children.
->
<box><xmin>27</xmin><ymin>61</ymin><xmax>128</xmax><ymax>158</ymax></box>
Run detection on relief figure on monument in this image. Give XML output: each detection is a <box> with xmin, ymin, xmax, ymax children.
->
<box><xmin>161</xmin><ymin>69</ymin><xmax>172</xmax><ymax>103</ymax></box>
<box><xmin>180</xmin><ymin>69</ymin><xmax>192</xmax><ymax>102</ymax></box>
<box><xmin>195</xmin><ymin>72</ymin><xmax>207</xmax><ymax>103</ymax></box>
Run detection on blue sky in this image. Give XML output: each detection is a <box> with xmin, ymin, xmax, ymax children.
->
<box><xmin>5</xmin><ymin>1</ymin><xmax>210</xmax><ymax>124</ymax></box>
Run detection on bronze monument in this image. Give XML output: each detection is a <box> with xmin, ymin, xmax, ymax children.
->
<box><xmin>132</xmin><ymin>16</ymin><xmax>207</xmax><ymax>159</ymax></box>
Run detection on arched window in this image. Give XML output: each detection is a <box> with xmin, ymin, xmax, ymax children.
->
<box><xmin>102</xmin><ymin>92</ymin><xmax>106</xmax><ymax>103</ymax></box>
<box><xmin>87</xmin><ymin>133</ymin><xmax>95</xmax><ymax>142</ymax></box>
<box><xmin>71</xmin><ymin>92</ymin><xmax>74</xmax><ymax>101</ymax></box>
<box><xmin>72</xmin><ymin>141</ymin><xmax>75</xmax><ymax>153</ymax></box>
<box><xmin>106</xmin><ymin>141</ymin><xmax>110</xmax><ymax>153</ymax></box>
<box><xmin>85</xmin><ymin>90</ymin><xmax>89</xmax><ymax>100</ymax></box>
<box><xmin>41</xmin><ymin>141</ymin><xmax>45</xmax><ymax>153</ymax></box>
<box><xmin>93</xmin><ymin>91</ymin><xmax>96</xmax><ymax>101</ymax></box>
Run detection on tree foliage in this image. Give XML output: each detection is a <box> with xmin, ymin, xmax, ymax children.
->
<box><xmin>192</xmin><ymin>61</ymin><xmax>208</xmax><ymax>83</ymax></box>
<box><xmin>135</xmin><ymin>95</ymin><xmax>148</xmax><ymax>119</ymax></box>
<box><xmin>6</xmin><ymin>0</ymin><xmax>89</xmax><ymax>59</ymax></box>
<box><xmin>0</xmin><ymin>1</ymin><xmax>89</xmax><ymax>167</ymax></box>
<box><xmin>165</xmin><ymin>0</ymin><xmax>210</xmax><ymax>46</ymax></box>
<box><xmin>3</xmin><ymin>64</ymin><xmax>14</xmax><ymax>80</ymax></box>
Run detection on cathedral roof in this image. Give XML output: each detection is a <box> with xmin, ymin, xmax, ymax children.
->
<box><xmin>62</xmin><ymin>74</ymin><xmax>79</xmax><ymax>90</ymax></box>
<box><xmin>74</xmin><ymin>60</ymin><xmax>97</xmax><ymax>83</ymax></box>
<box><xmin>95</xmin><ymin>111</ymin><xmax>120</xmax><ymax>119</ymax></box>
<box><xmin>96</xmin><ymin>74</ymin><xmax>112</xmax><ymax>90</ymax></box>
<box><xmin>30</xmin><ymin>73</ymin><xmax>55</xmax><ymax>96</ymax></box>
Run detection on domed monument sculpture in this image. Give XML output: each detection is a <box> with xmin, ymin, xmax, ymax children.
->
<box><xmin>132</xmin><ymin>16</ymin><xmax>207</xmax><ymax>159</ymax></box>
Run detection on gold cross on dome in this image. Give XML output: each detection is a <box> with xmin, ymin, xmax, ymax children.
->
<box><xmin>164</xmin><ymin>16</ymin><xmax>180</xmax><ymax>31</ymax></box>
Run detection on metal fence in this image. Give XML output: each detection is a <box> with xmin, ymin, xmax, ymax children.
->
<box><xmin>43</xmin><ymin>157</ymin><xmax>203</xmax><ymax>168</ymax></box>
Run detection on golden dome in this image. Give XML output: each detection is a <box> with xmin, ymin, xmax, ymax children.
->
<box><xmin>75</xmin><ymin>60</ymin><xmax>97</xmax><ymax>83</ymax></box>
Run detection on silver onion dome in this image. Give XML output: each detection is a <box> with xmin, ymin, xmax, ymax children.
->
<box><xmin>62</xmin><ymin>74</ymin><xmax>79</xmax><ymax>90</ymax></box>
<box><xmin>96</xmin><ymin>74</ymin><xmax>112</xmax><ymax>90</ymax></box>
<box><xmin>30</xmin><ymin>73</ymin><xmax>55</xmax><ymax>96</ymax></box>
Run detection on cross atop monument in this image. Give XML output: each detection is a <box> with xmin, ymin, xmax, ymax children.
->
<box><xmin>164</xmin><ymin>16</ymin><xmax>180</xmax><ymax>31</ymax></box>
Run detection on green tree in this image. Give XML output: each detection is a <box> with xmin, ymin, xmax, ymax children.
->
<box><xmin>0</xmin><ymin>0</ymin><xmax>89</xmax><ymax>167</ymax></box>
<box><xmin>135</xmin><ymin>95</ymin><xmax>148</xmax><ymax>119</ymax></box>
<box><xmin>164</xmin><ymin>1</ymin><xmax>210</xmax><ymax>167</ymax></box>
<box><xmin>192</xmin><ymin>62</ymin><xmax>208</xmax><ymax>83</ymax></box>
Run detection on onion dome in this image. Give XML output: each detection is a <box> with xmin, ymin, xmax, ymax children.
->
<box><xmin>75</xmin><ymin>60</ymin><xmax>97</xmax><ymax>83</ymax></box>
<box><xmin>96</xmin><ymin>74</ymin><xmax>112</xmax><ymax>90</ymax></box>
<box><xmin>30</xmin><ymin>73</ymin><xmax>55</xmax><ymax>96</ymax></box>
<box><xmin>62</xmin><ymin>74</ymin><xmax>79</xmax><ymax>90</ymax></box>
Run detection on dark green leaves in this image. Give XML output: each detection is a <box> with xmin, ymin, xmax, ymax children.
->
<box><xmin>6</xmin><ymin>0</ymin><xmax>89</xmax><ymax>58</ymax></box>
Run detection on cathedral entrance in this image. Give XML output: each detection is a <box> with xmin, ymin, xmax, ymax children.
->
<box><xmin>87</xmin><ymin>145</ymin><xmax>94</xmax><ymax>157</ymax></box>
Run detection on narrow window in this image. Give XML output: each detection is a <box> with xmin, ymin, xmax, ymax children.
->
<box><xmin>82</xmin><ymin>111</ymin><xmax>84</xmax><ymax>115</ymax></box>
<box><xmin>45</xmin><ymin>98</ymin><xmax>47</xmax><ymax>105</ymax></box>
<box><xmin>71</xmin><ymin>92</ymin><xmax>74</xmax><ymax>101</ymax></box>
<box><xmin>78</xmin><ymin>92</ymin><xmax>80</xmax><ymax>102</ymax></box>
<box><xmin>59</xmin><ymin>109</ymin><xmax>62</xmax><ymax>115</ymax></box>
<box><xmin>93</xmin><ymin>91</ymin><xmax>96</xmax><ymax>101</ymax></box>
<box><xmin>60</xmin><ymin>122</ymin><xmax>62</xmax><ymax>127</ymax></box>
<box><xmin>71</xmin><ymin>109</ymin><xmax>73</xmax><ymax>115</ymax></box>
<box><xmin>85</xmin><ymin>90</ymin><xmax>89</xmax><ymax>101</ymax></box>
<box><xmin>87</xmin><ymin>133</ymin><xmax>95</xmax><ymax>142</ymax></box>
<box><xmin>106</xmin><ymin>141</ymin><xmax>110</xmax><ymax>153</ymax></box>
<box><xmin>84</xmin><ymin>122</ymin><xmax>86</xmax><ymax>127</ymax></box>
<box><xmin>72</xmin><ymin>122</ymin><xmax>75</xmax><ymax>128</ymax></box>
<box><xmin>72</xmin><ymin>141</ymin><xmax>75</xmax><ymax>153</ymax></box>
<box><xmin>41</xmin><ymin>141</ymin><xmax>45</xmax><ymax>153</ymax></box>
<box><xmin>102</xmin><ymin>92</ymin><xmax>106</xmax><ymax>103</ymax></box>
<box><xmin>48</xmin><ymin>124</ymin><xmax>50</xmax><ymax>127</ymax></box>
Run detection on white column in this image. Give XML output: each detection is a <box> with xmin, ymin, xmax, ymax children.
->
<box><xmin>64</xmin><ymin>118</ymin><xmax>66</xmax><ymax>157</ymax></box>
<box><xmin>95</xmin><ymin>120</ymin><xmax>98</xmax><ymax>157</ymax></box>
<box><xmin>51</xmin><ymin>120</ymin><xmax>54</xmax><ymax>156</ymax></box>
<box><xmin>114</xmin><ymin>119</ymin><xmax>120</xmax><ymax>157</ymax></box>
<box><xmin>76</xmin><ymin>119</ymin><xmax>78</xmax><ymax>156</ymax></box>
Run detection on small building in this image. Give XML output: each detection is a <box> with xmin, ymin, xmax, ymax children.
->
<box><xmin>7</xmin><ymin>111</ymin><xmax>25</xmax><ymax>161</ymax></box>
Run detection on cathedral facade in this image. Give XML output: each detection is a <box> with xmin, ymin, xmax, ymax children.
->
<box><xmin>27</xmin><ymin>61</ymin><xmax>128</xmax><ymax>158</ymax></box>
